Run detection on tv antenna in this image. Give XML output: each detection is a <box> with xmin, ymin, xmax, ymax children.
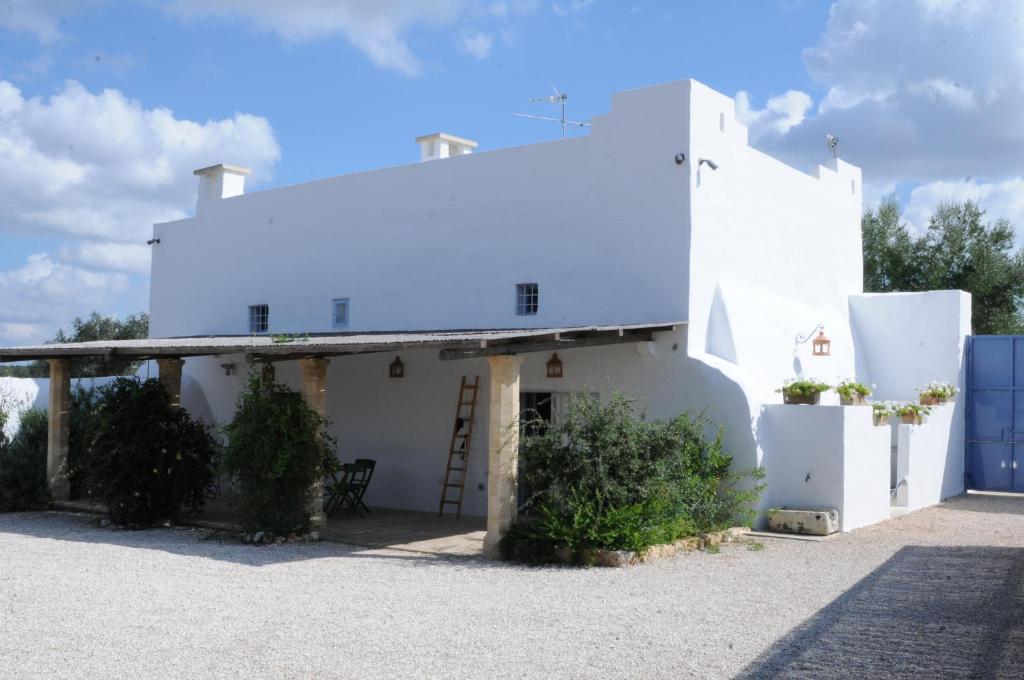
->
<box><xmin>826</xmin><ymin>134</ymin><xmax>839</xmax><ymax>160</ymax></box>
<box><xmin>514</xmin><ymin>86</ymin><xmax>590</xmax><ymax>140</ymax></box>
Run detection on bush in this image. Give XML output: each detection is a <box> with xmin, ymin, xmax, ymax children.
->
<box><xmin>80</xmin><ymin>378</ymin><xmax>219</xmax><ymax>526</ymax></box>
<box><xmin>222</xmin><ymin>372</ymin><xmax>336</xmax><ymax>536</ymax></box>
<box><xmin>502</xmin><ymin>392</ymin><xmax>763</xmax><ymax>564</ymax></box>
<box><xmin>67</xmin><ymin>384</ymin><xmax>104</xmax><ymax>499</ymax></box>
<box><xmin>0</xmin><ymin>409</ymin><xmax>52</xmax><ymax>512</ymax></box>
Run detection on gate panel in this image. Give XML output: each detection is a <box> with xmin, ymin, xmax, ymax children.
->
<box><xmin>967</xmin><ymin>336</ymin><xmax>1024</xmax><ymax>491</ymax></box>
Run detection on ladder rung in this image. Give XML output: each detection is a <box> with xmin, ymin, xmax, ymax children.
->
<box><xmin>441</xmin><ymin>500</ymin><xmax>460</xmax><ymax>505</ymax></box>
<box><xmin>445</xmin><ymin>483</ymin><xmax>461</xmax><ymax>488</ymax></box>
<box><xmin>447</xmin><ymin>467</ymin><xmax>464</xmax><ymax>472</ymax></box>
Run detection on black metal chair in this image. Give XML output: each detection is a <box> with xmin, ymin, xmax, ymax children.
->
<box><xmin>324</xmin><ymin>460</ymin><xmax>375</xmax><ymax>517</ymax></box>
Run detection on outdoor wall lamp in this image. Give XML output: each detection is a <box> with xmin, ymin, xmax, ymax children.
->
<box><xmin>219</xmin><ymin>362</ymin><xmax>236</xmax><ymax>376</ymax></box>
<box><xmin>698</xmin><ymin>158</ymin><xmax>719</xmax><ymax>170</ymax></box>
<box><xmin>146</xmin><ymin>238</ymin><xmax>160</xmax><ymax>245</ymax></box>
<box><xmin>389</xmin><ymin>356</ymin><xmax>405</xmax><ymax>379</ymax></box>
<box><xmin>674</xmin><ymin>153</ymin><xmax>686</xmax><ymax>165</ymax></box>
<box><xmin>794</xmin><ymin>324</ymin><xmax>831</xmax><ymax>357</ymax></box>
<box><xmin>546</xmin><ymin>353</ymin><xmax>564</xmax><ymax>378</ymax></box>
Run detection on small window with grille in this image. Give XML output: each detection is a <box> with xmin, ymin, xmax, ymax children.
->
<box><xmin>248</xmin><ymin>304</ymin><xmax>269</xmax><ymax>333</ymax></box>
<box><xmin>333</xmin><ymin>298</ymin><xmax>350</xmax><ymax>329</ymax></box>
<box><xmin>516</xmin><ymin>283</ymin><xmax>539</xmax><ymax>316</ymax></box>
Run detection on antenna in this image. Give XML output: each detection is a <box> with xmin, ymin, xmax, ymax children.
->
<box><xmin>514</xmin><ymin>86</ymin><xmax>590</xmax><ymax>140</ymax></box>
<box><xmin>826</xmin><ymin>134</ymin><xmax>839</xmax><ymax>160</ymax></box>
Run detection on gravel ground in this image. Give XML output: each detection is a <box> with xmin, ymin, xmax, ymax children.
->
<box><xmin>1</xmin><ymin>493</ymin><xmax>1022</xmax><ymax>679</ymax></box>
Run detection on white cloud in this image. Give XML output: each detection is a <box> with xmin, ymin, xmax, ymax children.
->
<box><xmin>0</xmin><ymin>0</ymin><xmax>88</xmax><ymax>42</ymax></box>
<box><xmin>458</xmin><ymin>31</ymin><xmax>494</xmax><ymax>59</ymax></box>
<box><xmin>903</xmin><ymin>178</ymin><xmax>1024</xmax><ymax>236</ymax></box>
<box><xmin>0</xmin><ymin>253</ymin><xmax>129</xmax><ymax>343</ymax></box>
<box><xmin>164</xmin><ymin>0</ymin><xmax>467</xmax><ymax>77</ymax></box>
<box><xmin>735</xmin><ymin>90</ymin><xmax>813</xmax><ymax>141</ymax></box>
<box><xmin>743</xmin><ymin>0</ymin><xmax>1024</xmax><ymax>192</ymax></box>
<box><xmin>552</xmin><ymin>0</ymin><xmax>595</xmax><ymax>17</ymax></box>
<box><xmin>0</xmin><ymin>79</ymin><xmax>280</xmax><ymax>344</ymax></box>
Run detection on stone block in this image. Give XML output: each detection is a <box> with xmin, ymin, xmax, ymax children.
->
<box><xmin>767</xmin><ymin>508</ymin><xmax>839</xmax><ymax>535</ymax></box>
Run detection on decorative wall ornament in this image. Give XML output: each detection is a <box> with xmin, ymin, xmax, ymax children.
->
<box><xmin>794</xmin><ymin>323</ymin><xmax>831</xmax><ymax>357</ymax></box>
<box><xmin>389</xmin><ymin>356</ymin><xmax>405</xmax><ymax>378</ymax></box>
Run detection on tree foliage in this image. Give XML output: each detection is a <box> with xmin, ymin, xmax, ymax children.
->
<box><xmin>863</xmin><ymin>197</ymin><xmax>1024</xmax><ymax>334</ymax></box>
<box><xmin>0</xmin><ymin>408</ymin><xmax>51</xmax><ymax>512</ymax></box>
<box><xmin>0</xmin><ymin>311</ymin><xmax>149</xmax><ymax>378</ymax></box>
<box><xmin>222</xmin><ymin>371</ymin><xmax>337</xmax><ymax>536</ymax></box>
<box><xmin>79</xmin><ymin>378</ymin><xmax>220</xmax><ymax>526</ymax></box>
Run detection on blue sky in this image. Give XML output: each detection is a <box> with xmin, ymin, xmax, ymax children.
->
<box><xmin>0</xmin><ymin>0</ymin><xmax>1022</xmax><ymax>344</ymax></box>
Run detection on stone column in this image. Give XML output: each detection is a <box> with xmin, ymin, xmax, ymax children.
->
<box><xmin>483</xmin><ymin>354</ymin><xmax>524</xmax><ymax>559</ymax></box>
<box><xmin>299</xmin><ymin>357</ymin><xmax>330</xmax><ymax>530</ymax></box>
<box><xmin>156</xmin><ymin>357</ymin><xmax>184</xmax><ymax>408</ymax></box>
<box><xmin>47</xmin><ymin>358</ymin><xmax>71</xmax><ymax>501</ymax></box>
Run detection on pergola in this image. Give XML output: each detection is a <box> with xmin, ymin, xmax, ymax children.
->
<box><xmin>0</xmin><ymin>322</ymin><xmax>680</xmax><ymax>557</ymax></box>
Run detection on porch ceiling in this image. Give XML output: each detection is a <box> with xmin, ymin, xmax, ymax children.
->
<box><xmin>0</xmin><ymin>322</ymin><xmax>683</xmax><ymax>362</ymax></box>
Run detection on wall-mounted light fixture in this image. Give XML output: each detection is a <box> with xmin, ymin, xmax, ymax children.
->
<box><xmin>794</xmin><ymin>324</ymin><xmax>831</xmax><ymax>357</ymax></box>
<box><xmin>674</xmin><ymin>153</ymin><xmax>686</xmax><ymax>165</ymax></box>
<box><xmin>389</xmin><ymin>356</ymin><xmax>405</xmax><ymax>378</ymax></box>
<box><xmin>546</xmin><ymin>353</ymin><xmax>564</xmax><ymax>378</ymax></box>
<box><xmin>697</xmin><ymin>158</ymin><xmax>719</xmax><ymax>171</ymax></box>
<box><xmin>219</xmin><ymin>362</ymin><xmax>236</xmax><ymax>376</ymax></box>
<box><xmin>146</xmin><ymin>238</ymin><xmax>161</xmax><ymax>245</ymax></box>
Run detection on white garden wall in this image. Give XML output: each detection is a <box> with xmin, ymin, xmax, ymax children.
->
<box><xmin>0</xmin><ymin>374</ymin><xmax>135</xmax><ymax>440</ymax></box>
<box><xmin>760</xmin><ymin>405</ymin><xmax>891</xmax><ymax>531</ymax></box>
<box><xmin>893</xmin><ymin>403</ymin><xmax>966</xmax><ymax>511</ymax></box>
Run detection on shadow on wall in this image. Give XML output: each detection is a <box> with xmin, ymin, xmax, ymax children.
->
<box><xmin>736</xmin><ymin>545</ymin><xmax>1024</xmax><ymax>679</ymax></box>
<box><xmin>681</xmin><ymin>354</ymin><xmax>759</xmax><ymax>476</ymax></box>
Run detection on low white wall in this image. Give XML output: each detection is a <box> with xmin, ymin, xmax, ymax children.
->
<box><xmin>850</xmin><ymin>290</ymin><xmax>971</xmax><ymax>400</ymax></box>
<box><xmin>0</xmin><ymin>374</ymin><xmax>135</xmax><ymax>440</ymax></box>
<box><xmin>760</xmin><ymin>405</ymin><xmax>891</xmax><ymax>531</ymax></box>
<box><xmin>894</xmin><ymin>402</ymin><xmax>965</xmax><ymax>511</ymax></box>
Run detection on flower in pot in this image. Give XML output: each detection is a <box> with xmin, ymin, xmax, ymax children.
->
<box><xmin>777</xmin><ymin>378</ymin><xmax>831</xmax><ymax>405</ymax></box>
<box><xmin>895</xmin><ymin>402</ymin><xmax>932</xmax><ymax>425</ymax></box>
<box><xmin>919</xmin><ymin>381</ymin><xmax>957</xmax><ymax>405</ymax></box>
<box><xmin>836</xmin><ymin>379</ymin><xmax>872</xmax><ymax>406</ymax></box>
<box><xmin>871</xmin><ymin>401</ymin><xmax>895</xmax><ymax>426</ymax></box>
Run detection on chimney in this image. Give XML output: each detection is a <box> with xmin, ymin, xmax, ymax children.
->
<box><xmin>415</xmin><ymin>133</ymin><xmax>478</xmax><ymax>162</ymax></box>
<box><xmin>193</xmin><ymin>164</ymin><xmax>251</xmax><ymax>215</ymax></box>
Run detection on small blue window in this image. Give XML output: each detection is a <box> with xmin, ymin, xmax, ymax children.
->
<box><xmin>333</xmin><ymin>298</ymin><xmax>350</xmax><ymax>329</ymax></box>
<box><xmin>248</xmin><ymin>304</ymin><xmax>268</xmax><ymax>334</ymax></box>
<box><xmin>516</xmin><ymin>283</ymin><xmax>538</xmax><ymax>316</ymax></box>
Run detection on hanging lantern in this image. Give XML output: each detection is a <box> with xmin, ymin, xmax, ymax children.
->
<box><xmin>812</xmin><ymin>330</ymin><xmax>831</xmax><ymax>357</ymax></box>
<box><xmin>389</xmin><ymin>356</ymin><xmax>405</xmax><ymax>378</ymax></box>
<box><xmin>546</xmin><ymin>353</ymin><xmax>564</xmax><ymax>378</ymax></box>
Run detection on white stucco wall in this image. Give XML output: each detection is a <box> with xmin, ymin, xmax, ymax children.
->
<box><xmin>0</xmin><ymin>374</ymin><xmax>134</xmax><ymax>440</ymax></box>
<box><xmin>760</xmin><ymin>405</ymin><xmax>891</xmax><ymax>531</ymax></box>
<box><xmin>893</xmin><ymin>403</ymin><xmax>966</xmax><ymax>511</ymax></box>
<box><xmin>850</xmin><ymin>290</ymin><xmax>971</xmax><ymax>400</ymax></box>
<box><xmin>149</xmin><ymin>82</ymin><xmax>694</xmax><ymax>338</ymax></box>
<box><xmin>685</xmin><ymin>81</ymin><xmax>864</xmax><ymax>403</ymax></box>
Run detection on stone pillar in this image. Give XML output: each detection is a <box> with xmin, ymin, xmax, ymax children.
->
<box><xmin>47</xmin><ymin>358</ymin><xmax>71</xmax><ymax>501</ymax></box>
<box><xmin>156</xmin><ymin>357</ymin><xmax>184</xmax><ymax>408</ymax></box>
<box><xmin>483</xmin><ymin>354</ymin><xmax>524</xmax><ymax>559</ymax></box>
<box><xmin>299</xmin><ymin>357</ymin><xmax>330</xmax><ymax>530</ymax></box>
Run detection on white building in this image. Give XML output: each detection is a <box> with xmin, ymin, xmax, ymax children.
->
<box><xmin>1</xmin><ymin>79</ymin><xmax>969</xmax><ymax>554</ymax></box>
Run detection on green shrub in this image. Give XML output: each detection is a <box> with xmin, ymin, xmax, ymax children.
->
<box><xmin>81</xmin><ymin>378</ymin><xmax>219</xmax><ymax>526</ymax></box>
<box><xmin>0</xmin><ymin>409</ymin><xmax>51</xmax><ymax>512</ymax></box>
<box><xmin>67</xmin><ymin>384</ymin><xmax>104</xmax><ymax>499</ymax></box>
<box><xmin>502</xmin><ymin>391</ymin><xmax>763</xmax><ymax>564</ymax></box>
<box><xmin>222</xmin><ymin>372</ymin><xmax>336</xmax><ymax>535</ymax></box>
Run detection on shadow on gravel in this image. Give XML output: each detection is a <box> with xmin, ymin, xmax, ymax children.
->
<box><xmin>0</xmin><ymin>511</ymin><xmax>506</xmax><ymax>570</ymax></box>
<box><xmin>737</xmin><ymin>545</ymin><xmax>1024</xmax><ymax>679</ymax></box>
<box><xmin>940</xmin><ymin>493</ymin><xmax>1024</xmax><ymax>517</ymax></box>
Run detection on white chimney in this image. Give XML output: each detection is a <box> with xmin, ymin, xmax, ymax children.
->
<box><xmin>415</xmin><ymin>133</ymin><xmax>478</xmax><ymax>162</ymax></box>
<box><xmin>193</xmin><ymin>164</ymin><xmax>251</xmax><ymax>215</ymax></box>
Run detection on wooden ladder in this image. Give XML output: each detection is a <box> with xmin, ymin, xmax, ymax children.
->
<box><xmin>438</xmin><ymin>375</ymin><xmax>479</xmax><ymax>518</ymax></box>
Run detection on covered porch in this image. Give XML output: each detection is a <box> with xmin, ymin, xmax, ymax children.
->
<box><xmin>1</xmin><ymin>323</ymin><xmax>679</xmax><ymax>558</ymax></box>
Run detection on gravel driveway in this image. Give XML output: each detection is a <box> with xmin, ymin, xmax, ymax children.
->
<box><xmin>1</xmin><ymin>493</ymin><xmax>1022</xmax><ymax>679</ymax></box>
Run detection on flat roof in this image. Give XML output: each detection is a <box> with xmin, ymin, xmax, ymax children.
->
<box><xmin>0</xmin><ymin>322</ymin><xmax>682</xmax><ymax>363</ymax></box>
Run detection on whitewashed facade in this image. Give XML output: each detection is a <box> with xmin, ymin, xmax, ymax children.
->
<box><xmin>138</xmin><ymin>79</ymin><xmax>968</xmax><ymax>528</ymax></box>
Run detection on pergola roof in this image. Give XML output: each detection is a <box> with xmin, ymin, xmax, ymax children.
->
<box><xmin>0</xmin><ymin>322</ymin><xmax>683</xmax><ymax>363</ymax></box>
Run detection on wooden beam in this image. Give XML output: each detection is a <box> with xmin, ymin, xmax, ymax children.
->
<box><xmin>438</xmin><ymin>330</ymin><xmax>655</xmax><ymax>360</ymax></box>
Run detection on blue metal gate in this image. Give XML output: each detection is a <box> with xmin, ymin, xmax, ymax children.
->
<box><xmin>966</xmin><ymin>336</ymin><xmax>1024</xmax><ymax>491</ymax></box>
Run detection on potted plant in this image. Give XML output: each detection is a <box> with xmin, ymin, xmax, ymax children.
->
<box><xmin>895</xmin><ymin>402</ymin><xmax>932</xmax><ymax>425</ymax></box>
<box><xmin>918</xmin><ymin>381</ymin><xmax>957</xmax><ymax>405</ymax></box>
<box><xmin>871</xmin><ymin>402</ymin><xmax>895</xmax><ymax>426</ymax></box>
<box><xmin>777</xmin><ymin>379</ymin><xmax>831</xmax><ymax>405</ymax></box>
<box><xmin>836</xmin><ymin>379</ymin><xmax>872</xmax><ymax>406</ymax></box>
